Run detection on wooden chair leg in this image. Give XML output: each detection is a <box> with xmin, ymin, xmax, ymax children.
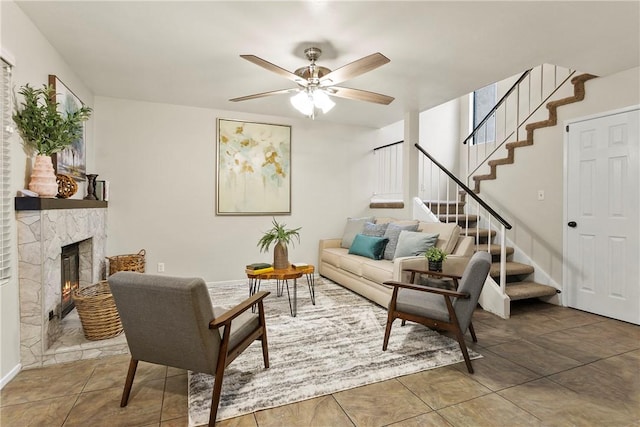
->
<box><xmin>468</xmin><ymin>322</ymin><xmax>478</xmax><ymax>342</ymax></box>
<box><xmin>258</xmin><ymin>301</ymin><xmax>269</xmax><ymax>369</ymax></box>
<box><xmin>454</xmin><ymin>328</ymin><xmax>474</xmax><ymax>374</ymax></box>
<box><xmin>121</xmin><ymin>358</ymin><xmax>138</xmax><ymax>407</ymax></box>
<box><xmin>382</xmin><ymin>313</ymin><xmax>394</xmax><ymax>351</ymax></box>
<box><xmin>209</xmin><ymin>328</ymin><xmax>231</xmax><ymax>426</ymax></box>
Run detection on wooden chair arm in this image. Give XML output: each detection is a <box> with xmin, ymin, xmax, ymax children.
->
<box><xmin>209</xmin><ymin>291</ymin><xmax>270</xmax><ymax>329</ymax></box>
<box><xmin>403</xmin><ymin>268</ymin><xmax>462</xmax><ymax>280</ymax></box>
<box><xmin>384</xmin><ymin>280</ymin><xmax>470</xmax><ymax>299</ymax></box>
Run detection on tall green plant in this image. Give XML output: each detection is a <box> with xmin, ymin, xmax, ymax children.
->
<box><xmin>12</xmin><ymin>84</ymin><xmax>92</xmax><ymax>156</ymax></box>
<box><xmin>257</xmin><ymin>218</ymin><xmax>301</xmax><ymax>252</ymax></box>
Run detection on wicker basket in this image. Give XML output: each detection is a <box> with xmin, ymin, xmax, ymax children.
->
<box><xmin>107</xmin><ymin>249</ymin><xmax>146</xmax><ymax>275</ymax></box>
<box><xmin>72</xmin><ymin>281</ymin><xmax>123</xmax><ymax>341</ymax></box>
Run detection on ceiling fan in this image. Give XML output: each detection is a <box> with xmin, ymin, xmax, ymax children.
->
<box><xmin>229</xmin><ymin>47</ymin><xmax>394</xmax><ymax>118</ymax></box>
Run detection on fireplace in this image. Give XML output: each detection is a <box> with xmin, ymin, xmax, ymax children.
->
<box><xmin>61</xmin><ymin>243</ymin><xmax>80</xmax><ymax>318</ymax></box>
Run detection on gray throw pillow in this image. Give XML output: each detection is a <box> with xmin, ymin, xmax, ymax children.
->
<box><xmin>382</xmin><ymin>222</ymin><xmax>419</xmax><ymax>260</ymax></box>
<box><xmin>341</xmin><ymin>216</ymin><xmax>375</xmax><ymax>249</ymax></box>
<box><xmin>393</xmin><ymin>231</ymin><xmax>439</xmax><ymax>258</ymax></box>
<box><xmin>362</xmin><ymin>221</ymin><xmax>389</xmax><ymax>237</ymax></box>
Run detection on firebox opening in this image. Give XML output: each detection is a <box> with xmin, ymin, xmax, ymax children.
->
<box><xmin>61</xmin><ymin>243</ymin><xmax>80</xmax><ymax>319</ymax></box>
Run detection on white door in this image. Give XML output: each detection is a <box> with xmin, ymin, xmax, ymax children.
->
<box><xmin>566</xmin><ymin>107</ymin><xmax>639</xmax><ymax>325</ymax></box>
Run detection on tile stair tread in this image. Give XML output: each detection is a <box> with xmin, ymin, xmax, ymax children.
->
<box><xmin>463</xmin><ymin>228</ymin><xmax>497</xmax><ymax>238</ymax></box>
<box><xmin>505</xmin><ymin>281</ymin><xmax>558</xmax><ymax>301</ymax></box>
<box><xmin>437</xmin><ymin>214</ymin><xmax>479</xmax><ymax>223</ymax></box>
<box><xmin>490</xmin><ymin>261</ymin><xmax>534</xmax><ymax>277</ymax></box>
<box><xmin>475</xmin><ymin>244</ymin><xmax>514</xmax><ymax>256</ymax></box>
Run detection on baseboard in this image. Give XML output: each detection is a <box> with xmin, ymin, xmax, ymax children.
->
<box><xmin>0</xmin><ymin>363</ymin><xmax>21</xmax><ymax>390</ymax></box>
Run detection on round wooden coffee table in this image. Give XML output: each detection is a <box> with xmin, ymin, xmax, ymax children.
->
<box><xmin>246</xmin><ymin>265</ymin><xmax>315</xmax><ymax>316</ymax></box>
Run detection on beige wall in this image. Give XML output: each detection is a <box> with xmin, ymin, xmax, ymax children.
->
<box><xmin>94</xmin><ymin>96</ymin><xmax>378</xmax><ymax>282</ymax></box>
<box><xmin>1</xmin><ymin>1</ymin><xmax>95</xmax><ymax>383</ymax></box>
<box><xmin>469</xmin><ymin>67</ymin><xmax>640</xmax><ymax>285</ymax></box>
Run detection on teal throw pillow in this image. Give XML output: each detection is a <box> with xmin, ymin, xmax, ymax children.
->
<box><xmin>394</xmin><ymin>231</ymin><xmax>439</xmax><ymax>259</ymax></box>
<box><xmin>348</xmin><ymin>234</ymin><xmax>389</xmax><ymax>260</ymax></box>
<box><xmin>382</xmin><ymin>223</ymin><xmax>419</xmax><ymax>260</ymax></box>
<box><xmin>362</xmin><ymin>221</ymin><xmax>389</xmax><ymax>237</ymax></box>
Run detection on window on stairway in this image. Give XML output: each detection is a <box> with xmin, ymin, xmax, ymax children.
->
<box><xmin>1</xmin><ymin>56</ymin><xmax>12</xmax><ymax>284</ymax></box>
<box><xmin>472</xmin><ymin>82</ymin><xmax>497</xmax><ymax>145</ymax></box>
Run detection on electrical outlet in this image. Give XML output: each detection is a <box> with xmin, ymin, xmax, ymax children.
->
<box><xmin>157</xmin><ymin>262</ymin><xmax>165</xmax><ymax>273</ymax></box>
<box><xmin>537</xmin><ymin>190</ymin><xmax>545</xmax><ymax>201</ymax></box>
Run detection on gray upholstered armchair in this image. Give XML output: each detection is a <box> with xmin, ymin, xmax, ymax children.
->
<box><xmin>383</xmin><ymin>251</ymin><xmax>492</xmax><ymax>373</ymax></box>
<box><xmin>108</xmin><ymin>272</ymin><xmax>270</xmax><ymax>426</ymax></box>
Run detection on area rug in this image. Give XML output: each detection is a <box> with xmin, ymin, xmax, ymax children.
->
<box><xmin>188</xmin><ymin>277</ymin><xmax>481</xmax><ymax>426</ymax></box>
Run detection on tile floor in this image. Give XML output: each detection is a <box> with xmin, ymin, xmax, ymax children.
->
<box><xmin>1</xmin><ymin>300</ymin><xmax>639</xmax><ymax>427</ymax></box>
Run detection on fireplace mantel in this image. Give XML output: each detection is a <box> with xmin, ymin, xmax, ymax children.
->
<box><xmin>15</xmin><ymin>197</ymin><xmax>108</xmax><ymax>211</ymax></box>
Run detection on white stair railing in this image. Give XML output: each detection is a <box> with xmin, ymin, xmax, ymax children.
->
<box><xmin>465</xmin><ymin>64</ymin><xmax>575</xmax><ymax>183</ymax></box>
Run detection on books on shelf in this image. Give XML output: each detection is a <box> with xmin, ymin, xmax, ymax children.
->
<box><xmin>250</xmin><ymin>266</ymin><xmax>274</xmax><ymax>275</ymax></box>
<box><xmin>246</xmin><ymin>262</ymin><xmax>272</xmax><ymax>270</ymax></box>
<box><xmin>292</xmin><ymin>262</ymin><xmax>309</xmax><ymax>269</ymax></box>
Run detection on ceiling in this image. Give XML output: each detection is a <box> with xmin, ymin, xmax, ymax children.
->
<box><xmin>15</xmin><ymin>1</ymin><xmax>640</xmax><ymax>129</ymax></box>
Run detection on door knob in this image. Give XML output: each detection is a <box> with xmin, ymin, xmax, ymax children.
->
<box><xmin>567</xmin><ymin>221</ymin><xmax>577</xmax><ymax>228</ymax></box>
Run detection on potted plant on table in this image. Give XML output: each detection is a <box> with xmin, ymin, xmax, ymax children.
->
<box><xmin>425</xmin><ymin>246</ymin><xmax>447</xmax><ymax>272</ymax></box>
<box><xmin>257</xmin><ymin>218</ymin><xmax>301</xmax><ymax>269</ymax></box>
<box><xmin>12</xmin><ymin>83</ymin><xmax>92</xmax><ymax>197</ymax></box>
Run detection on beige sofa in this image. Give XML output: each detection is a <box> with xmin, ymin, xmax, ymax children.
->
<box><xmin>318</xmin><ymin>217</ymin><xmax>474</xmax><ymax>307</ymax></box>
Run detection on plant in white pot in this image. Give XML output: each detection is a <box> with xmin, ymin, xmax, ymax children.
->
<box><xmin>257</xmin><ymin>218</ymin><xmax>301</xmax><ymax>269</ymax></box>
<box><xmin>12</xmin><ymin>83</ymin><xmax>92</xmax><ymax>197</ymax></box>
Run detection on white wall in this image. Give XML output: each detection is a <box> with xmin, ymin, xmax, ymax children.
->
<box><xmin>419</xmin><ymin>98</ymin><xmax>461</xmax><ymax>199</ymax></box>
<box><xmin>475</xmin><ymin>67</ymin><xmax>640</xmax><ymax>285</ymax></box>
<box><xmin>0</xmin><ymin>1</ymin><xmax>95</xmax><ymax>383</ymax></box>
<box><xmin>94</xmin><ymin>97</ymin><xmax>376</xmax><ymax>281</ymax></box>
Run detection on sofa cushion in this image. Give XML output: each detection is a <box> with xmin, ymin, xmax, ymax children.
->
<box><xmin>321</xmin><ymin>247</ymin><xmax>346</xmax><ymax>268</ymax></box>
<box><xmin>418</xmin><ymin>222</ymin><xmax>461</xmax><ymax>254</ymax></box>
<box><xmin>361</xmin><ymin>258</ymin><xmax>394</xmax><ymax>284</ymax></box>
<box><xmin>348</xmin><ymin>234</ymin><xmax>389</xmax><ymax>260</ymax></box>
<box><xmin>374</xmin><ymin>217</ymin><xmax>396</xmax><ymax>225</ymax></box>
<box><xmin>383</xmin><ymin>222</ymin><xmax>419</xmax><ymax>260</ymax></box>
<box><xmin>362</xmin><ymin>221</ymin><xmax>389</xmax><ymax>237</ymax></box>
<box><xmin>394</xmin><ymin>231</ymin><xmax>439</xmax><ymax>258</ymax></box>
<box><xmin>341</xmin><ymin>216</ymin><xmax>375</xmax><ymax>249</ymax></box>
<box><xmin>340</xmin><ymin>254</ymin><xmax>365</xmax><ymax>276</ymax></box>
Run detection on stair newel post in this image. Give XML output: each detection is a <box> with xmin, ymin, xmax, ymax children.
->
<box><xmin>499</xmin><ymin>224</ymin><xmax>507</xmax><ymax>294</ymax></box>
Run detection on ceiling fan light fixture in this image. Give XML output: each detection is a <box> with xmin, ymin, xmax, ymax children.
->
<box><xmin>313</xmin><ymin>89</ymin><xmax>335</xmax><ymax>114</ymax></box>
<box><xmin>290</xmin><ymin>90</ymin><xmax>314</xmax><ymax>116</ymax></box>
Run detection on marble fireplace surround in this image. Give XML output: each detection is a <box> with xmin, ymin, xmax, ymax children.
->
<box><xmin>16</xmin><ymin>199</ymin><xmax>127</xmax><ymax>369</ymax></box>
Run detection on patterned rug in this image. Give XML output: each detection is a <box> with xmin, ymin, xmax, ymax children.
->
<box><xmin>188</xmin><ymin>277</ymin><xmax>481</xmax><ymax>426</ymax></box>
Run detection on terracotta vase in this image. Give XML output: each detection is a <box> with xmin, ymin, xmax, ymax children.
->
<box><xmin>273</xmin><ymin>242</ymin><xmax>289</xmax><ymax>269</ymax></box>
<box><xmin>28</xmin><ymin>155</ymin><xmax>59</xmax><ymax>198</ymax></box>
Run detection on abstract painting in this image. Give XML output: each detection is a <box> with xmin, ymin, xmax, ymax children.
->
<box><xmin>216</xmin><ymin>118</ymin><xmax>291</xmax><ymax>215</ymax></box>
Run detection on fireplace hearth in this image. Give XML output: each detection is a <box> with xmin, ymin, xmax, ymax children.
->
<box><xmin>15</xmin><ymin>204</ymin><xmax>127</xmax><ymax>368</ymax></box>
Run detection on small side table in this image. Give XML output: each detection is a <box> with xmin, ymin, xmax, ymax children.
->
<box><xmin>246</xmin><ymin>265</ymin><xmax>315</xmax><ymax>317</ymax></box>
<box><xmin>403</xmin><ymin>267</ymin><xmax>462</xmax><ymax>290</ymax></box>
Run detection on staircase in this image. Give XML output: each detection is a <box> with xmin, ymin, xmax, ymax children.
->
<box><xmin>471</xmin><ymin>73</ymin><xmax>597</xmax><ymax>193</ymax></box>
<box><xmin>430</xmin><ymin>195</ymin><xmax>558</xmax><ymax>302</ymax></box>
<box><xmin>374</xmin><ymin>64</ymin><xmax>598</xmax><ymax>318</ymax></box>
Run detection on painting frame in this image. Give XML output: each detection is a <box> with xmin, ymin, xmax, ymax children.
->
<box><xmin>216</xmin><ymin>118</ymin><xmax>292</xmax><ymax>216</ymax></box>
<box><xmin>49</xmin><ymin>74</ymin><xmax>87</xmax><ymax>181</ymax></box>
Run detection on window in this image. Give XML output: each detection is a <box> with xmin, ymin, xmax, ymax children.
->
<box><xmin>1</xmin><ymin>57</ymin><xmax>12</xmax><ymax>283</ymax></box>
<box><xmin>472</xmin><ymin>82</ymin><xmax>497</xmax><ymax>145</ymax></box>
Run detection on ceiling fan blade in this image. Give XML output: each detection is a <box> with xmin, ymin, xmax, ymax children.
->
<box><xmin>240</xmin><ymin>55</ymin><xmax>307</xmax><ymax>86</ymax></box>
<box><xmin>319</xmin><ymin>53</ymin><xmax>390</xmax><ymax>86</ymax></box>
<box><xmin>329</xmin><ymin>86</ymin><xmax>394</xmax><ymax>105</ymax></box>
<box><xmin>229</xmin><ymin>88</ymin><xmax>298</xmax><ymax>102</ymax></box>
